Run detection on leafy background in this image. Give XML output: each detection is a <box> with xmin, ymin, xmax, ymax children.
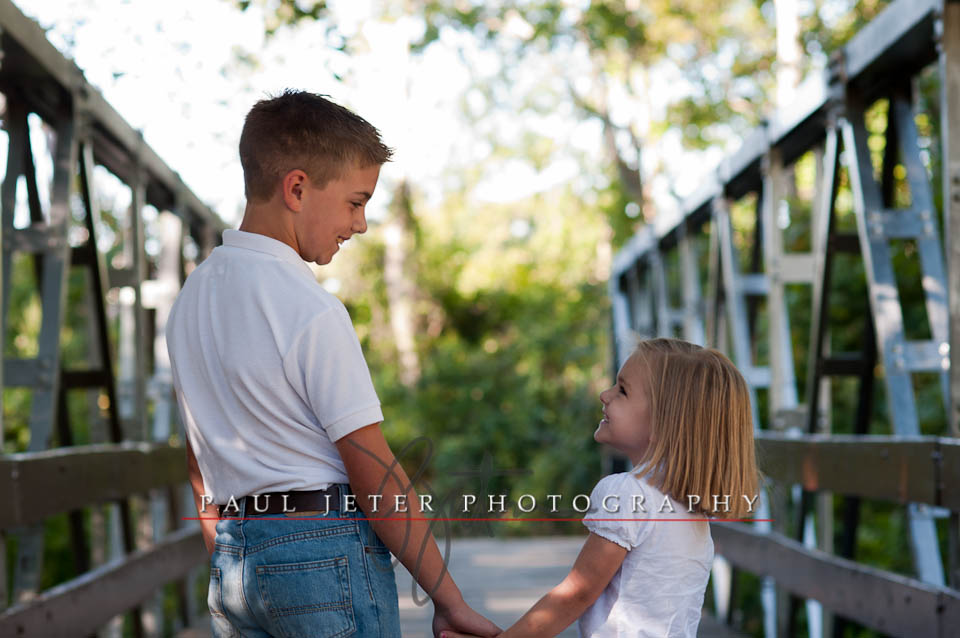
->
<box><xmin>6</xmin><ymin>1</ymin><xmax>955</xmax><ymax>635</ymax></box>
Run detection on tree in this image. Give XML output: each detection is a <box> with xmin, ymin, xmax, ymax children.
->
<box><xmin>415</xmin><ymin>0</ymin><xmax>777</xmax><ymax>228</ymax></box>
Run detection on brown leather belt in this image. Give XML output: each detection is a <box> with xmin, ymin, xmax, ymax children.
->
<box><xmin>236</xmin><ymin>484</ymin><xmax>349</xmax><ymax>516</ymax></box>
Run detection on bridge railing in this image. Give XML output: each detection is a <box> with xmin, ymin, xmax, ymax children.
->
<box><xmin>0</xmin><ymin>0</ymin><xmax>224</xmax><ymax>634</ymax></box>
<box><xmin>712</xmin><ymin>432</ymin><xmax>960</xmax><ymax>637</ymax></box>
<box><xmin>0</xmin><ymin>444</ymin><xmax>204</xmax><ymax>636</ymax></box>
<box><xmin>609</xmin><ymin>0</ymin><xmax>960</xmax><ymax>636</ymax></box>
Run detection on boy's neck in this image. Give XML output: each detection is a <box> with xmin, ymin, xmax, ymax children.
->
<box><xmin>238</xmin><ymin>200</ymin><xmax>299</xmax><ymax>256</ymax></box>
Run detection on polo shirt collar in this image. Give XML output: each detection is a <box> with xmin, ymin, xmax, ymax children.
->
<box><xmin>222</xmin><ymin>229</ymin><xmax>316</xmax><ymax>280</ymax></box>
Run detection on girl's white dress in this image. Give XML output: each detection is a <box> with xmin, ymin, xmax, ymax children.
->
<box><xmin>579</xmin><ymin>471</ymin><xmax>714</xmax><ymax>638</ymax></box>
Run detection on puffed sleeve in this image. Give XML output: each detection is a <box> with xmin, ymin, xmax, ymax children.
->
<box><xmin>582</xmin><ymin>473</ymin><xmax>653</xmax><ymax>550</ymax></box>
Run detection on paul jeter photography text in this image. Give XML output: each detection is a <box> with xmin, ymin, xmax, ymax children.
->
<box><xmin>191</xmin><ymin>437</ymin><xmax>763</xmax><ymax>521</ymax></box>
<box><xmin>200</xmin><ymin>491</ymin><xmax>761</xmax><ymax>519</ymax></box>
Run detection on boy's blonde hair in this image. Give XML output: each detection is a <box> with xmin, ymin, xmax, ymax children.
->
<box><xmin>630</xmin><ymin>338</ymin><xmax>759</xmax><ymax>519</ymax></box>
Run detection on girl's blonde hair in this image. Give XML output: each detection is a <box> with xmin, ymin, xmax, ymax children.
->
<box><xmin>630</xmin><ymin>338</ymin><xmax>759</xmax><ymax>519</ymax></box>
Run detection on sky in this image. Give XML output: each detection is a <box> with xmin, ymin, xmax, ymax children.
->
<box><xmin>5</xmin><ymin>0</ymin><xmax>855</xmax><ymax>241</ymax></box>
<box><xmin>10</xmin><ymin>0</ymin><xmax>611</xmax><ymax>229</ymax></box>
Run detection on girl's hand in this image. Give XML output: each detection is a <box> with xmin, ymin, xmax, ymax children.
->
<box><xmin>432</xmin><ymin>600</ymin><xmax>500</xmax><ymax>638</ymax></box>
<box><xmin>443</xmin><ymin>533</ymin><xmax>627</xmax><ymax>638</ymax></box>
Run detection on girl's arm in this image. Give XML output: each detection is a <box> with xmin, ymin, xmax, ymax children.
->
<box><xmin>445</xmin><ymin>533</ymin><xmax>628</xmax><ymax>638</ymax></box>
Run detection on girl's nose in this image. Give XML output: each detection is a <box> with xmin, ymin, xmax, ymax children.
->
<box><xmin>600</xmin><ymin>387</ymin><xmax>612</xmax><ymax>404</ymax></box>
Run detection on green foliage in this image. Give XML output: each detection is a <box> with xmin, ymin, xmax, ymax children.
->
<box><xmin>415</xmin><ymin>0</ymin><xmax>776</xmax><ymax>150</ymax></box>
<box><xmin>5</xmin><ymin>0</ymin><xmax>951</xmax><ymax>627</ymax></box>
<box><xmin>3</xmin><ymin>254</ymin><xmax>41</xmax><ymax>451</ymax></box>
<box><xmin>322</xmin><ymin>181</ymin><xmax>614</xmax><ymax>536</ymax></box>
<box><xmin>2</xmin><ymin>213</ymin><xmax>117</xmax><ymax>452</ymax></box>
<box><xmin>799</xmin><ymin>0</ymin><xmax>895</xmax><ymax>58</ymax></box>
<box><xmin>234</xmin><ymin>0</ymin><xmax>330</xmax><ymax>37</ymax></box>
<box><xmin>373</xmin><ymin>281</ymin><xmax>609</xmax><ymax>536</ymax></box>
<box><xmin>596</xmin><ymin>172</ymin><xmax>643</xmax><ymax>250</ymax></box>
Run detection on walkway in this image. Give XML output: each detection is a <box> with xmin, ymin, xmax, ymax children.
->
<box><xmin>395</xmin><ymin>537</ymin><xmax>743</xmax><ymax>638</ymax></box>
<box><xmin>396</xmin><ymin>536</ymin><xmax>583</xmax><ymax>637</ymax></box>
<box><xmin>180</xmin><ymin>536</ymin><xmax>744</xmax><ymax>637</ymax></box>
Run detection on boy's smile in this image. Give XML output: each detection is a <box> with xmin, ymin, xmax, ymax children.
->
<box><xmin>238</xmin><ymin>164</ymin><xmax>381</xmax><ymax>267</ymax></box>
<box><xmin>294</xmin><ymin>164</ymin><xmax>381</xmax><ymax>265</ymax></box>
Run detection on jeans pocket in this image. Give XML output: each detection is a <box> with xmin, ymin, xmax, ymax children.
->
<box><xmin>363</xmin><ymin>545</ymin><xmax>396</xmax><ymax>582</ymax></box>
<box><xmin>256</xmin><ymin>557</ymin><xmax>356</xmax><ymax>638</ymax></box>
<box><xmin>208</xmin><ymin>567</ymin><xmax>241</xmax><ymax>638</ymax></box>
<box><xmin>363</xmin><ymin>545</ymin><xmax>400</xmax><ymax>635</ymax></box>
<box><xmin>208</xmin><ymin>567</ymin><xmax>226</xmax><ymax>618</ymax></box>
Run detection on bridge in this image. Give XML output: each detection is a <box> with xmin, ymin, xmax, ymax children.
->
<box><xmin>0</xmin><ymin>0</ymin><xmax>957</xmax><ymax>636</ymax></box>
<box><xmin>609</xmin><ymin>0</ymin><xmax>960</xmax><ymax>636</ymax></box>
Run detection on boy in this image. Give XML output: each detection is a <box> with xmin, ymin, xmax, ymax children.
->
<box><xmin>167</xmin><ymin>90</ymin><xmax>498</xmax><ymax>638</ymax></box>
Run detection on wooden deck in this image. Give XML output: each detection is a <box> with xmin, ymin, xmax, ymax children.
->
<box><xmin>179</xmin><ymin>536</ymin><xmax>747</xmax><ymax>637</ymax></box>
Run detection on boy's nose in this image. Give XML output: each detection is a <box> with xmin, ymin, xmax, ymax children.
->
<box><xmin>353</xmin><ymin>211</ymin><xmax>367</xmax><ymax>234</ymax></box>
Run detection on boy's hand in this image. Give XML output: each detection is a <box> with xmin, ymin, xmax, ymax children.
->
<box><xmin>438</xmin><ymin>632</ymin><xmax>492</xmax><ymax>638</ymax></box>
<box><xmin>432</xmin><ymin>599</ymin><xmax>500</xmax><ymax>638</ymax></box>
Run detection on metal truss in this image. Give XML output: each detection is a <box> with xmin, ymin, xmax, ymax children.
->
<box><xmin>0</xmin><ymin>0</ymin><xmax>225</xmax><ymax>633</ymax></box>
<box><xmin>609</xmin><ymin>0</ymin><xmax>959</xmax><ymax>635</ymax></box>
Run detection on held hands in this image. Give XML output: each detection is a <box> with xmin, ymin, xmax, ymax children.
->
<box><xmin>432</xmin><ymin>599</ymin><xmax>500</xmax><ymax>638</ymax></box>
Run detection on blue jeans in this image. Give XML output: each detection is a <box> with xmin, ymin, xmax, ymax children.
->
<box><xmin>208</xmin><ymin>494</ymin><xmax>401</xmax><ymax>637</ymax></box>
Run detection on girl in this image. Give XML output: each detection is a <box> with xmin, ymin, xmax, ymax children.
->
<box><xmin>445</xmin><ymin>338</ymin><xmax>759</xmax><ymax>637</ymax></box>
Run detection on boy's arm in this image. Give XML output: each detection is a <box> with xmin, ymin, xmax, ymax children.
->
<box><xmin>335</xmin><ymin>423</ymin><xmax>500</xmax><ymax>638</ymax></box>
<box><xmin>443</xmin><ymin>533</ymin><xmax>627</xmax><ymax>638</ymax></box>
<box><xmin>185</xmin><ymin>437</ymin><xmax>218</xmax><ymax>555</ymax></box>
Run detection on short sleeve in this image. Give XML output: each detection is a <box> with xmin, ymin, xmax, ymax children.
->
<box><xmin>282</xmin><ymin>304</ymin><xmax>383</xmax><ymax>442</ymax></box>
<box><xmin>582</xmin><ymin>473</ymin><xmax>653</xmax><ymax>550</ymax></box>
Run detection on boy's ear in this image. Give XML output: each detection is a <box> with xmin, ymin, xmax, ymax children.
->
<box><xmin>280</xmin><ymin>169</ymin><xmax>308</xmax><ymax>212</ymax></box>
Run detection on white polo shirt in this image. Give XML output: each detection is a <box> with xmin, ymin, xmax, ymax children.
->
<box><xmin>166</xmin><ymin>229</ymin><xmax>383</xmax><ymax>505</ymax></box>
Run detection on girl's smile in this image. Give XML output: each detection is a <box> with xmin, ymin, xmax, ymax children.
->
<box><xmin>596</xmin><ymin>352</ymin><xmax>653</xmax><ymax>466</ymax></box>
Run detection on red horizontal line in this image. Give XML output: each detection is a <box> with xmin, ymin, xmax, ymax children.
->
<box><xmin>183</xmin><ymin>517</ymin><xmax>774</xmax><ymax>522</ymax></box>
